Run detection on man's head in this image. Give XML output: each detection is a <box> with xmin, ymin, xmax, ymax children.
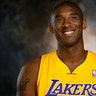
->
<box><xmin>49</xmin><ymin>1</ymin><xmax>87</xmax><ymax>47</ymax></box>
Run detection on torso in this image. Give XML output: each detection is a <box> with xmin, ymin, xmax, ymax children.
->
<box><xmin>37</xmin><ymin>50</ymin><xmax>96</xmax><ymax>96</ymax></box>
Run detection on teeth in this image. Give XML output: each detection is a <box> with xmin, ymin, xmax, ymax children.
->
<box><xmin>64</xmin><ymin>31</ymin><xmax>74</xmax><ymax>35</ymax></box>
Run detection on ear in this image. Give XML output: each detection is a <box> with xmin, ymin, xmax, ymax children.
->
<box><xmin>83</xmin><ymin>19</ymin><xmax>87</xmax><ymax>29</ymax></box>
<box><xmin>49</xmin><ymin>23</ymin><xmax>54</xmax><ymax>33</ymax></box>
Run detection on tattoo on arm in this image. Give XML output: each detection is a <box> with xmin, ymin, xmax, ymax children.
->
<box><xmin>20</xmin><ymin>78</ymin><xmax>30</xmax><ymax>91</ymax></box>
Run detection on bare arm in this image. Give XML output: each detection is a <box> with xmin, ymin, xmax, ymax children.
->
<box><xmin>16</xmin><ymin>58</ymin><xmax>40</xmax><ymax>96</ymax></box>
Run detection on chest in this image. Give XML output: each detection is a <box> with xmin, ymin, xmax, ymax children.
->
<box><xmin>37</xmin><ymin>60</ymin><xmax>96</xmax><ymax>96</ymax></box>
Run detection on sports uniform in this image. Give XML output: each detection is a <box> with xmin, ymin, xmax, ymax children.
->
<box><xmin>37</xmin><ymin>51</ymin><xmax>96</xmax><ymax>96</ymax></box>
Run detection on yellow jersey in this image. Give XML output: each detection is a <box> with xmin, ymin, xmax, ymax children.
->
<box><xmin>37</xmin><ymin>50</ymin><xmax>96</xmax><ymax>96</ymax></box>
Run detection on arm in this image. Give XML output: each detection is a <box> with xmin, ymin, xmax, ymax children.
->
<box><xmin>16</xmin><ymin>58</ymin><xmax>40</xmax><ymax>96</ymax></box>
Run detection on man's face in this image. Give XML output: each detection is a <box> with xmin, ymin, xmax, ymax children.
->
<box><xmin>50</xmin><ymin>3</ymin><xmax>87</xmax><ymax>47</ymax></box>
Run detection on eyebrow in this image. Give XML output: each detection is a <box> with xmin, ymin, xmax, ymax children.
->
<box><xmin>70</xmin><ymin>12</ymin><xmax>79</xmax><ymax>16</ymax></box>
<box><xmin>55</xmin><ymin>15</ymin><xmax>63</xmax><ymax>19</ymax></box>
<box><xmin>55</xmin><ymin>12</ymin><xmax>79</xmax><ymax>18</ymax></box>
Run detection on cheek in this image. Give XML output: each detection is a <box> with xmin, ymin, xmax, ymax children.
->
<box><xmin>74</xmin><ymin>21</ymin><xmax>83</xmax><ymax>32</ymax></box>
<box><xmin>54</xmin><ymin>31</ymin><xmax>63</xmax><ymax>44</ymax></box>
<box><xmin>55</xmin><ymin>25</ymin><xmax>63</xmax><ymax>33</ymax></box>
<box><xmin>55</xmin><ymin>21</ymin><xmax>63</xmax><ymax>28</ymax></box>
<box><xmin>76</xmin><ymin>20</ymin><xmax>83</xmax><ymax>27</ymax></box>
<box><xmin>75</xmin><ymin>26</ymin><xmax>83</xmax><ymax>39</ymax></box>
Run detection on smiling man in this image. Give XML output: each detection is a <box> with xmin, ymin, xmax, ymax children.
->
<box><xmin>17</xmin><ymin>1</ymin><xmax>96</xmax><ymax>96</ymax></box>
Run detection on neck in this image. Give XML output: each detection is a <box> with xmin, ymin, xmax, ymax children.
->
<box><xmin>57</xmin><ymin>41</ymin><xmax>87</xmax><ymax>73</ymax></box>
<box><xmin>57</xmin><ymin>39</ymin><xmax>85</xmax><ymax>55</ymax></box>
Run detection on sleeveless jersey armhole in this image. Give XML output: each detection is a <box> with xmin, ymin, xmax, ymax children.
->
<box><xmin>36</xmin><ymin>51</ymin><xmax>56</xmax><ymax>91</ymax></box>
<box><xmin>37</xmin><ymin>54</ymin><xmax>45</xmax><ymax>91</ymax></box>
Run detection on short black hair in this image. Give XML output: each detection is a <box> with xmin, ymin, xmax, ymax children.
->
<box><xmin>51</xmin><ymin>0</ymin><xmax>83</xmax><ymax>19</ymax></box>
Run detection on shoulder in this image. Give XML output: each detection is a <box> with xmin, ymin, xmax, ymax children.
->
<box><xmin>16</xmin><ymin>57</ymin><xmax>41</xmax><ymax>96</ymax></box>
<box><xmin>88</xmin><ymin>50</ymin><xmax>96</xmax><ymax>62</ymax></box>
<box><xmin>88</xmin><ymin>50</ymin><xmax>96</xmax><ymax>56</ymax></box>
<box><xmin>24</xmin><ymin>57</ymin><xmax>41</xmax><ymax>69</ymax></box>
<box><xmin>41</xmin><ymin>50</ymin><xmax>56</xmax><ymax>58</ymax></box>
<box><xmin>20</xmin><ymin>57</ymin><xmax>41</xmax><ymax>80</ymax></box>
<box><xmin>17</xmin><ymin>57</ymin><xmax>41</xmax><ymax>87</ymax></box>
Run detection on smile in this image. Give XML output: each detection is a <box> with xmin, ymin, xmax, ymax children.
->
<box><xmin>62</xmin><ymin>30</ymin><xmax>75</xmax><ymax>36</ymax></box>
<box><xmin>64</xmin><ymin>31</ymin><xmax>74</xmax><ymax>35</ymax></box>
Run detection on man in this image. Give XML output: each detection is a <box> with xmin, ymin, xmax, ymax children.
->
<box><xmin>17</xmin><ymin>1</ymin><xmax>96</xmax><ymax>96</ymax></box>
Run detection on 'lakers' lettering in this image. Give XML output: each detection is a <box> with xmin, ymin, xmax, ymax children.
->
<box><xmin>46</xmin><ymin>79</ymin><xmax>96</xmax><ymax>96</ymax></box>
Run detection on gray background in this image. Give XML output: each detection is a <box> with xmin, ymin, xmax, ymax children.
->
<box><xmin>0</xmin><ymin>0</ymin><xmax>96</xmax><ymax>96</ymax></box>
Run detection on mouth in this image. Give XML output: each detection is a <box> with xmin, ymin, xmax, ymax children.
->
<box><xmin>62</xmin><ymin>30</ymin><xmax>75</xmax><ymax>36</ymax></box>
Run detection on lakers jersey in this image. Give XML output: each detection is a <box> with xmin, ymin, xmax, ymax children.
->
<box><xmin>37</xmin><ymin>50</ymin><xmax>96</xmax><ymax>96</ymax></box>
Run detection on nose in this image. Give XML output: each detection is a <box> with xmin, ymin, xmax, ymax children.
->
<box><xmin>62</xmin><ymin>19</ymin><xmax>71</xmax><ymax>27</ymax></box>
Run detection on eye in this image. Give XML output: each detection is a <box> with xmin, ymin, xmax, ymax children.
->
<box><xmin>55</xmin><ymin>17</ymin><xmax>64</xmax><ymax>23</ymax></box>
<box><xmin>70</xmin><ymin>15</ymin><xmax>79</xmax><ymax>21</ymax></box>
<box><xmin>71</xmin><ymin>15</ymin><xmax>77</xmax><ymax>19</ymax></box>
